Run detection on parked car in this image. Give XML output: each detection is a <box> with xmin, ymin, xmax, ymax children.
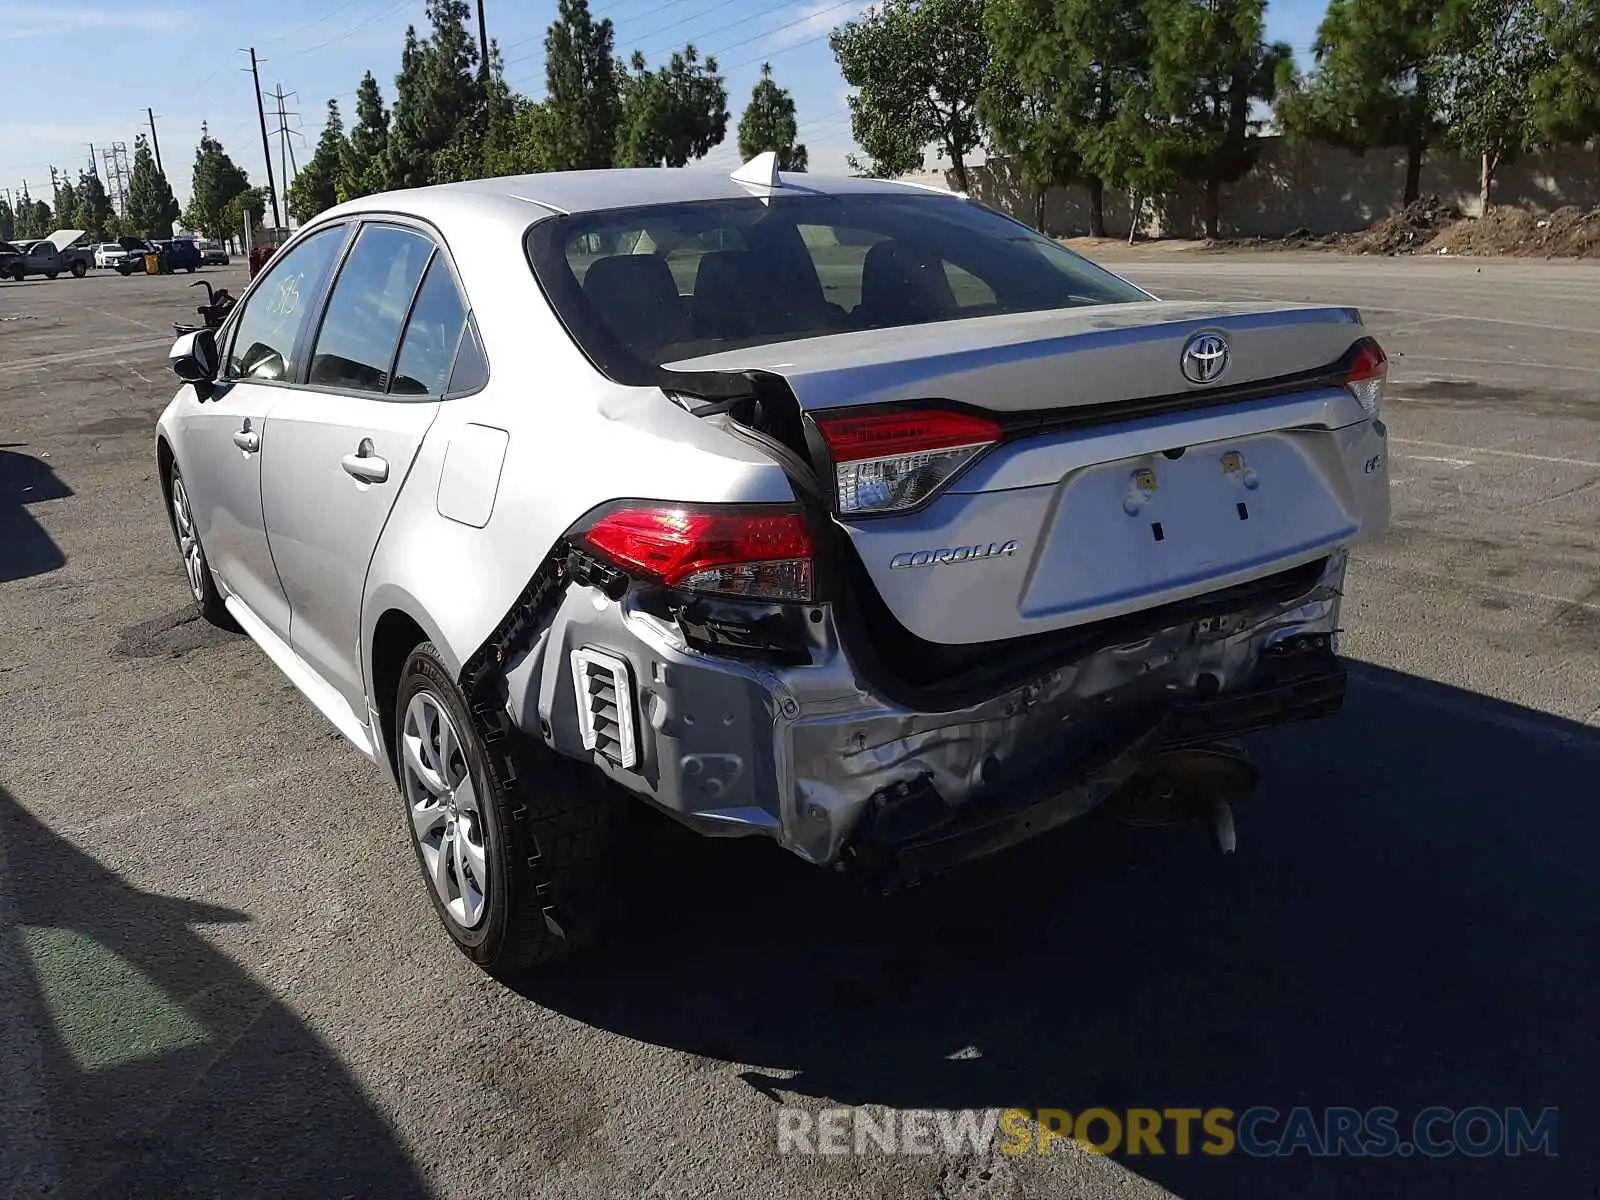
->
<box><xmin>8</xmin><ymin>230</ymin><xmax>94</xmax><ymax>279</ymax></box>
<box><xmin>94</xmin><ymin>242</ymin><xmax>131</xmax><ymax>269</ymax></box>
<box><xmin>195</xmin><ymin>238</ymin><xmax>230</xmax><ymax>266</ymax></box>
<box><xmin>155</xmin><ymin>158</ymin><xmax>1391</xmax><ymax>973</ymax></box>
<box><xmin>114</xmin><ymin>237</ymin><xmax>155</xmax><ymax>274</ymax></box>
<box><xmin>160</xmin><ymin>236</ymin><xmax>202</xmax><ymax>273</ymax></box>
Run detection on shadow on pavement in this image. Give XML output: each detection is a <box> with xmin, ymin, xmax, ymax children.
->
<box><xmin>0</xmin><ymin>788</ymin><xmax>427</xmax><ymax>1200</ymax></box>
<box><xmin>0</xmin><ymin>448</ymin><xmax>70</xmax><ymax>583</ymax></box>
<box><xmin>519</xmin><ymin>663</ymin><xmax>1598</xmax><ymax>1198</ymax></box>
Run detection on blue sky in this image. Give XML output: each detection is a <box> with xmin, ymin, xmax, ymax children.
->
<box><xmin>0</xmin><ymin>0</ymin><xmax>1331</xmax><ymax>214</ymax></box>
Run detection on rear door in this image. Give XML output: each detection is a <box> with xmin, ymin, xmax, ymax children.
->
<box><xmin>260</xmin><ymin>221</ymin><xmax>469</xmax><ymax>714</ymax></box>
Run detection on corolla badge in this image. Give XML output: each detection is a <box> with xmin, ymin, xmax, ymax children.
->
<box><xmin>889</xmin><ymin>540</ymin><xmax>1020</xmax><ymax>570</ymax></box>
<box><xmin>1180</xmin><ymin>331</ymin><xmax>1230</xmax><ymax>385</ymax></box>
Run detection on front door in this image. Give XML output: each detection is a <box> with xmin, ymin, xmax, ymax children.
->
<box><xmin>176</xmin><ymin>224</ymin><xmax>349</xmax><ymax>638</ymax></box>
<box><xmin>260</xmin><ymin>223</ymin><xmax>466</xmax><ymax>714</ymax></box>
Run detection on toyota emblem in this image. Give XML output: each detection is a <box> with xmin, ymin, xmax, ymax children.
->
<box><xmin>1181</xmin><ymin>332</ymin><xmax>1230</xmax><ymax>385</ymax></box>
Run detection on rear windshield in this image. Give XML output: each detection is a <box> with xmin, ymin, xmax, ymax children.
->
<box><xmin>524</xmin><ymin>192</ymin><xmax>1148</xmax><ymax>386</ymax></box>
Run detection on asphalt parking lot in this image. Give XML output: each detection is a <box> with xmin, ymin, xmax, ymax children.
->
<box><xmin>2</xmin><ymin>256</ymin><xmax>1597</xmax><ymax>1200</ymax></box>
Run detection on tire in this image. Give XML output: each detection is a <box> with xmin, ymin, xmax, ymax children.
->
<box><xmin>45</xmin><ymin>271</ymin><xmax>58</xmax><ymax>280</ymax></box>
<box><xmin>395</xmin><ymin>642</ymin><xmax>619</xmax><ymax>974</ymax></box>
<box><xmin>118</xmin><ymin>266</ymin><xmax>131</xmax><ymax>276</ymax></box>
<box><xmin>165</xmin><ymin>461</ymin><xmax>232</xmax><ymax>628</ymax></box>
<box><xmin>185</xmin><ymin>266</ymin><xmax>195</xmax><ymax>273</ymax></box>
<box><xmin>12</xmin><ymin>266</ymin><xmax>25</xmax><ymax>281</ymax></box>
<box><xmin>71</xmin><ymin>260</ymin><xmax>86</xmax><ymax>278</ymax></box>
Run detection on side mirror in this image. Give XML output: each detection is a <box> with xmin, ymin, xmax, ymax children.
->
<box><xmin>170</xmin><ymin>327</ymin><xmax>220</xmax><ymax>385</ymax></box>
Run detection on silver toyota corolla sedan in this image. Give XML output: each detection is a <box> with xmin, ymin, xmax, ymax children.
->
<box><xmin>157</xmin><ymin>154</ymin><xmax>1390</xmax><ymax>972</ymax></box>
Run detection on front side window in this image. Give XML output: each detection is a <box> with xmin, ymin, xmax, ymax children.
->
<box><xmin>225</xmin><ymin>225</ymin><xmax>347</xmax><ymax>382</ymax></box>
<box><xmin>527</xmin><ymin>192</ymin><xmax>1150</xmax><ymax>384</ymax></box>
<box><xmin>307</xmin><ymin>224</ymin><xmax>434</xmax><ymax>394</ymax></box>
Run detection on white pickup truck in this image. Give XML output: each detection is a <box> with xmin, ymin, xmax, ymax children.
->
<box><xmin>7</xmin><ymin>229</ymin><xmax>95</xmax><ymax>280</ymax></box>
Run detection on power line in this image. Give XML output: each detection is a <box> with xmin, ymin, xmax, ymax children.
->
<box><xmin>709</xmin><ymin>0</ymin><xmax>859</xmax><ymax>63</ymax></box>
<box><xmin>723</xmin><ymin>26</ymin><xmax>839</xmax><ymax>73</ymax></box>
<box><xmin>638</xmin><ymin>0</ymin><xmax>789</xmax><ymax>61</ymax></box>
<box><xmin>261</xmin><ymin>0</ymin><xmax>374</xmax><ymax>48</ymax></box>
<box><xmin>280</xmin><ymin>0</ymin><xmax>415</xmax><ymax>65</ymax></box>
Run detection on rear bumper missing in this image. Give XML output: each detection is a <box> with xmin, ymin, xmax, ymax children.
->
<box><xmin>846</xmin><ymin>647</ymin><xmax>1342</xmax><ymax>885</ymax></box>
<box><xmin>500</xmin><ymin>552</ymin><xmax>1349</xmax><ymax>870</ymax></box>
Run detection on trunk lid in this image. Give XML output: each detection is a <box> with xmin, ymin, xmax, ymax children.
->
<box><xmin>666</xmin><ymin>301</ymin><xmax>1389</xmax><ymax>647</ymax></box>
<box><xmin>663</xmin><ymin>300</ymin><xmax>1365</xmax><ymax>414</ymax></box>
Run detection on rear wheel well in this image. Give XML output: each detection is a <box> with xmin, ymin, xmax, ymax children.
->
<box><xmin>371</xmin><ymin>610</ymin><xmax>429</xmax><ymax>771</ymax></box>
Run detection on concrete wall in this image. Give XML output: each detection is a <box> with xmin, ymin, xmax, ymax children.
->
<box><xmin>901</xmin><ymin>138</ymin><xmax>1600</xmax><ymax>238</ymax></box>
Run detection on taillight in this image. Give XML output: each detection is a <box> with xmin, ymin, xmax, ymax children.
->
<box><xmin>578</xmin><ymin>506</ymin><xmax>813</xmax><ymax>602</ymax></box>
<box><xmin>815</xmin><ymin>408</ymin><xmax>1002</xmax><ymax>515</ymax></box>
<box><xmin>1344</xmin><ymin>341</ymin><xmax>1388</xmax><ymax>418</ymax></box>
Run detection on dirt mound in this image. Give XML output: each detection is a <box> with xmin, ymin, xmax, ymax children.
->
<box><xmin>1421</xmin><ymin>204</ymin><xmax>1600</xmax><ymax>257</ymax></box>
<box><xmin>1199</xmin><ymin>227</ymin><xmax>1339</xmax><ymax>252</ymax></box>
<box><xmin>1339</xmin><ymin>195</ymin><xmax>1462</xmax><ymax>255</ymax></box>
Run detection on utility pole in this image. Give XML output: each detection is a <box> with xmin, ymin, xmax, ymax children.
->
<box><xmin>100</xmin><ymin>144</ymin><xmax>131</xmax><ymax>216</ymax></box>
<box><xmin>88</xmin><ymin>144</ymin><xmax>99</xmax><ymax>178</ymax></box>
<box><xmin>475</xmin><ymin>0</ymin><xmax>489</xmax><ymax>82</ymax></box>
<box><xmin>146</xmin><ymin>108</ymin><xmax>164</xmax><ymax>176</ymax></box>
<box><xmin>271</xmin><ymin>86</ymin><xmax>304</xmax><ymax>213</ymax></box>
<box><xmin>243</xmin><ymin>47</ymin><xmax>281</xmax><ymax>232</ymax></box>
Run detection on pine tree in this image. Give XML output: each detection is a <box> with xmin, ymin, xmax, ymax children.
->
<box><xmin>72</xmin><ymin>171</ymin><xmax>115</xmax><ymax>239</ymax></box>
<box><xmin>342</xmin><ymin>72</ymin><xmax>393</xmax><ymax>199</ymax></box>
<box><xmin>388</xmin><ymin>0</ymin><xmax>482</xmax><ymax>188</ymax></box>
<box><xmin>288</xmin><ymin>100</ymin><xmax>351</xmax><ymax>220</ymax></box>
<box><xmin>1277</xmin><ymin>0</ymin><xmax>1461</xmax><ymax>205</ymax></box>
<box><xmin>737</xmin><ymin>64</ymin><xmax>808</xmax><ymax>170</ymax></box>
<box><xmin>0</xmin><ymin>198</ymin><xmax>13</xmax><ymax>241</ymax></box>
<box><xmin>185</xmin><ymin>126</ymin><xmax>253</xmax><ymax>239</ymax></box>
<box><xmin>127</xmin><ymin>134</ymin><xmax>181</xmax><ymax>239</ymax></box>
<box><xmin>616</xmin><ymin>45</ymin><xmax>728</xmax><ymax>168</ymax></box>
<box><xmin>1146</xmin><ymin>0</ymin><xmax>1293</xmax><ymax>237</ymax></box>
<box><xmin>540</xmin><ymin>0</ymin><xmax>622</xmax><ymax>170</ymax></box>
<box><xmin>15</xmin><ymin>186</ymin><xmax>37</xmax><ymax>239</ymax></box>
<box><xmin>53</xmin><ymin>176</ymin><xmax>77</xmax><ymax>232</ymax></box>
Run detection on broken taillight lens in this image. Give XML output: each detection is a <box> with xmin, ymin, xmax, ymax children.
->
<box><xmin>815</xmin><ymin>408</ymin><xmax>1002</xmax><ymax>516</ymax></box>
<box><xmin>578</xmin><ymin>506</ymin><xmax>814</xmax><ymax>602</ymax></box>
<box><xmin>1344</xmin><ymin>341</ymin><xmax>1388</xmax><ymax>418</ymax></box>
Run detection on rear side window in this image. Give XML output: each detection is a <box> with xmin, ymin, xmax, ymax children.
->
<box><xmin>307</xmin><ymin>224</ymin><xmax>433</xmax><ymax>393</ymax></box>
<box><xmin>225</xmin><ymin>225</ymin><xmax>347</xmax><ymax>382</ymax></box>
<box><xmin>390</xmin><ymin>257</ymin><xmax>470</xmax><ymax>398</ymax></box>
<box><xmin>526</xmin><ymin>192</ymin><xmax>1147</xmax><ymax>386</ymax></box>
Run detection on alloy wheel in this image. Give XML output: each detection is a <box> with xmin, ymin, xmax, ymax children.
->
<box><xmin>401</xmin><ymin>691</ymin><xmax>490</xmax><ymax>929</ymax></box>
<box><xmin>170</xmin><ymin>472</ymin><xmax>207</xmax><ymax>602</ymax></box>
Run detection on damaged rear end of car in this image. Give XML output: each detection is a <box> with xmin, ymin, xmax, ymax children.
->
<box><xmin>483</xmin><ymin>185</ymin><xmax>1390</xmax><ymax>886</ymax></box>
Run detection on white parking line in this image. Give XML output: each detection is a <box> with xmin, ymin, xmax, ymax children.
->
<box><xmin>3</xmin><ymin>338</ymin><xmax>172</xmax><ymax>370</ymax></box>
<box><xmin>1396</xmin><ymin>354</ymin><xmax>1600</xmax><ymax>375</ymax></box>
<box><xmin>1364</xmin><ymin>558</ymin><xmax>1600</xmax><ymax>615</ymax></box>
<box><xmin>1403</xmin><ymin>454</ymin><xmax>1475</xmax><ymax>468</ymax></box>
<box><xmin>1387</xmin><ymin>435</ymin><xmax>1600</xmax><ymax>471</ymax></box>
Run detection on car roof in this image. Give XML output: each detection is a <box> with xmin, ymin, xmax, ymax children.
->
<box><xmin>322</xmin><ymin>167</ymin><xmax>955</xmax><ymax>228</ymax></box>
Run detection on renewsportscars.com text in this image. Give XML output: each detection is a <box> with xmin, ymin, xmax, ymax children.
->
<box><xmin>776</xmin><ymin>1106</ymin><xmax>1559</xmax><ymax>1159</ymax></box>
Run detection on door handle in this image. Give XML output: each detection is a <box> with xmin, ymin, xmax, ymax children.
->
<box><xmin>232</xmin><ymin>421</ymin><xmax>260</xmax><ymax>453</ymax></box>
<box><xmin>341</xmin><ymin>438</ymin><xmax>389</xmax><ymax>484</ymax></box>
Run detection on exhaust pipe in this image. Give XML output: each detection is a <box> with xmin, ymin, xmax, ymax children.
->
<box><xmin>1109</xmin><ymin>742</ymin><xmax>1257</xmax><ymax>853</ymax></box>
